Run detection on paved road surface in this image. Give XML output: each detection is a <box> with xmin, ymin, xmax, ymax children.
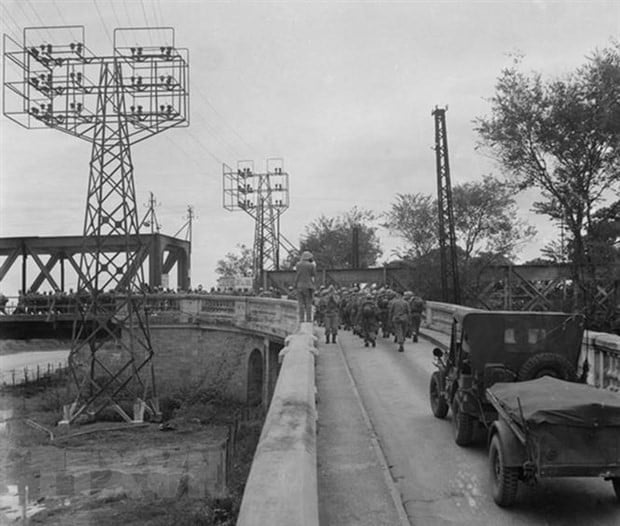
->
<box><xmin>336</xmin><ymin>329</ymin><xmax>620</xmax><ymax>526</ymax></box>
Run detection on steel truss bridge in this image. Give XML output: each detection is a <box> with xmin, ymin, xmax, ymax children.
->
<box><xmin>0</xmin><ymin>233</ymin><xmax>191</xmax><ymax>293</ymax></box>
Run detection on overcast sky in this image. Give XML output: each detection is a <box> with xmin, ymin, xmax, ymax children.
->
<box><xmin>1</xmin><ymin>0</ymin><xmax>619</xmax><ymax>292</ymax></box>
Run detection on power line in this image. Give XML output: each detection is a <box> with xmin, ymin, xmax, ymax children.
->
<box><xmin>190</xmin><ymin>107</ymin><xmax>247</xmax><ymax>160</ymax></box>
<box><xmin>184</xmin><ymin>128</ymin><xmax>225</xmax><ymax>164</ymax></box>
<box><xmin>51</xmin><ymin>0</ymin><xmax>78</xmax><ymax>40</ymax></box>
<box><xmin>0</xmin><ymin>3</ymin><xmax>22</xmax><ymax>41</ymax></box>
<box><xmin>24</xmin><ymin>0</ymin><xmax>55</xmax><ymax>40</ymax></box>
<box><xmin>149</xmin><ymin>0</ymin><xmax>164</xmax><ymax>28</ymax></box>
<box><xmin>92</xmin><ymin>0</ymin><xmax>113</xmax><ymax>46</ymax></box>
<box><xmin>138</xmin><ymin>0</ymin><xmax>154</xmax><ymax>46</ymax></box>
<box><xmin>193</xmin><ymin>89</ymin><xmax>258</xmax><ymax>157</ymax></box>
<box><xmin>15</xmin><ymin>1</ymin><xmax>53</xmax><ymax>42</ymax></box>
<box><xmin>107</xmin><ymin>0</ymin><xmax>124</xmax><ymax>30</ymax></box>
<box><xmin>155</xmin><ymin>0</ymin><xmax>166</xmax><ymax>28</ymax></box>
<box><xmin>122</xmin><ymin>0</ymin><xmax>134</xmax><ymax>26</ymax></box>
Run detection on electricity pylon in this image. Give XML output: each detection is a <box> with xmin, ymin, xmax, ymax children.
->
<box><xmin>223</xmin><ymin>159</ymin><xmax>297</xmax><ymax>283</ymax></box>
<box><xmin>3</xmin><ymin>26</ymin><xmax>189</xmax><ymax>423</ymax></box>
<box><xmin>432</xmin><ymin>106</ymin><xmax>461</xmax><ymax>304</ymax></box>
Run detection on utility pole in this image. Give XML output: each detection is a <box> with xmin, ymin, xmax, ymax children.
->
<box><xmin>352</xmin><ymin>225</ymin><xmax>360</xmax><ymax>268</ymax></box>
<box><xmin>3</xmin><ymin>26</ymin><xmax>190</xmax><ymax>423</ymax></box>
<box><xmin>141</xmin><ymin>191</ymin><xmax>162</xmax><ymax>234</ymax></box>
<box><xmin>174</xmin><ymin>205</ymin><xmax>195</xmax><ymax>289</ymax></box>
<box><xmin>432</xmin><ymin>106</ymin><xmax>461</xmax><ymax>304</ymax></box>
<box><xmin>223</xmin><ymin>159</ymin><xmax>298</xmax><ymax>288</ymax></box>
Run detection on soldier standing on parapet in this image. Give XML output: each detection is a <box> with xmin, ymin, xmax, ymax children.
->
<box><xmin>389</xmin><ymin>292</ymin><xmax>411</xmax><ymax>353</ymax></box>
<box><xmin>293</xmin><ymin>251</ymin><xmax>317</xmax><ymax>323</ymax></box>
<box><xmin>321</xmin><ymin>285</ymin><xmax>340</xmax><ymax>344</ymax></box>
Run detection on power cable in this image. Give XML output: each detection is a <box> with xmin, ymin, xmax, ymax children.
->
<box><xmin>183</xmin><ymin>128</ymin><xmax>225</xmax><ymax>164</ymax></box>
<box><xmin>190</xmin><ymin>108</ymin><xmax>246</xmax><ymax>160</ymax></box>
<box><xmin>155</xmin><ymin>0</ymin><xmax>166</xmax><ymax>29</ymax></box>
<box><xmin>14</xmin><ymin>1</ymin><xmax>53</xmax><ymax>43</ymax></box>
<box><xmin>148</xmin><ymin>0</ymin><xmax>163</xmax><ymax>28</ymax></box>
<box><xmin>138</xmin><ymin>0</ymin><xmax>154</xmax><ymax>46</ymax></box>
<box><xmin>24</xmin><ymin>0</ymin><xmax>55</xmax><ymax>41</ymax></box>
<box><xmin>0</xmin><ymin>3</ymin><xmax>22</xmax><ymax>41</ymax></box>
<box><xmin>91</xmin><ymin>0</ymin><xmax>114</xmax><ymax>46</ymax></box>
<box><xmin>51</xmin><ymin>0</ymin><xmax>78</xmax><ymax>40</ymax></box>
<box><xmin>193</xmin><ymin>89</ymin><xmax>258</xmax><ymax>157</ymax></box>
<box><xmin>122</xmin><ymin>0</ymin><xmax>134</xmax><ymax>26</ymax></box>
<box><xmin>161</xmin><ymin>133</ymin><xmax>217</xmax><ymax>172</ymax></box>
<box><xmin>107</xmin><ymin>0</ymin><xmax>124</xmax><ymax>31</ymax></box>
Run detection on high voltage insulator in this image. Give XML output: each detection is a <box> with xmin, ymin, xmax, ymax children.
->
<box><xmin>2</xmin><ymin>25</ymin><xmax>190</xmax><ymax>424</ymax></box>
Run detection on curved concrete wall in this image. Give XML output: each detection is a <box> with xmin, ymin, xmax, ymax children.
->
<box><xmin>237</xmin><ymin>322</ymin><xmax>319</xmax><ymax>526</ymax></box>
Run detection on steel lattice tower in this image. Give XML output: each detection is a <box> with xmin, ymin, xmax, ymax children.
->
<box><xmin>3</xmin><ymin>26</ymin><xmax>189</xmax><ymax>423</ymax></box>
<box><xmin>432</xmin><ymin>106</ymin><xmax>461</xmax><ymax>304</ymax></box>
<box><xmin>223</xmin><ymin>159</ymin><xmax>298</xmax><ymax>285</ymax></box>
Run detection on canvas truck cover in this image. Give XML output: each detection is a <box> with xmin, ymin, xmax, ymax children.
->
<box><xmin>488</xmin><ymin>377</ymin><xmax>620</xmax><ymax>427</ymax></box>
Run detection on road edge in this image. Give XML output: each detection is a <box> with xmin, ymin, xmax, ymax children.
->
<box><xmin>333</xmin><ymin>334</ymin><xmax>412</xmax><ymax>526</ymax></box>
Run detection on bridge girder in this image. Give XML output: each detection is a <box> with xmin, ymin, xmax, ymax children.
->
<box><xmin>0</xmin><ymin>233</ymin><xmax>190</xmax><ymax>293</ymax></box>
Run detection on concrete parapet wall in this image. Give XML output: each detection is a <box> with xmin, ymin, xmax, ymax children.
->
<box><xmin>237</xmin><ymin>322</ymin><xmax>319</xmax><ymax>526</ymax></box>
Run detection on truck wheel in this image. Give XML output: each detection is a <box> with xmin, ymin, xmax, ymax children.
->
<box><xmin>489</xmin><ymin>435</ymin><xmax>519</xmax><ymax>507</ymax></box>
<box><xmin>612</xmin><ymin>478</ymin><xmax>620</xmax><ymax>502</ymax></box>
<box><xmin>518</xmin><ymin>353</ymin><xmax>577</xmax><ymax>382</ymax></box>
<box><xmin>430</xmin><ymin>372</ymin><xmax>448</xmax><ymax>419</ymax></box>
<box><xmin>452</xmin><ymin>400</ymin><xmax>475</xmax><ymax>446</ymax></box>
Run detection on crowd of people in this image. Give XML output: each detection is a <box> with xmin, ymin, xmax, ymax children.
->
<box><xmin>312</xmin><ymin>284</ymin><xmax>426</xmax><ymax>352</ymax></box>
<box><xmin>0</xmin><ymin>283</ymin><xmax>291</xmax><ymax>316</ymax></box>
<box><xmin>290</xmin><ymin>250</ymin><xmax>425</xmax><ymax>353</ymax></box>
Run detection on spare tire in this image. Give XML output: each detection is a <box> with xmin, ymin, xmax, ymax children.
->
<box><xmin>518</xmin><ymin>353</ymin><xmax>577</xmax><ymax>382</ymax></box>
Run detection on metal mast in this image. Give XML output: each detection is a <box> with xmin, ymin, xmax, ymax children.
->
<box><xmin>223</xmin><ymin>158</ymin><xmax>297</xmax><ymax>285</ymax></box>
<box><xmin>3</xmin><ymin>26</ymin><xmax>190</xmax><ymax>423</ymax></box>
<box><xmin>432</xmin><ymin>106</ymin><xmax>460</xmax><ymax>304</ymax></box>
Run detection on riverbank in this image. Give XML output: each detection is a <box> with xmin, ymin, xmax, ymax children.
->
<box><xmin>0</xmin><ymin>376</ymin><xmax>263</xmax><ymax>525</ymax></box>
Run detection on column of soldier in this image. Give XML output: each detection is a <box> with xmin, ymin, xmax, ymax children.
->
<box><xmin>312</xmin><ymin>285</ymin><xmax>425</xmax><ymax>353</ymax></box>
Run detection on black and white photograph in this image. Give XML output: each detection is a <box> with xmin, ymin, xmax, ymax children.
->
<box><xmin>0</xmin><ymin>1</ymin><xmax>619</xmax><ymax>524</ymax></box>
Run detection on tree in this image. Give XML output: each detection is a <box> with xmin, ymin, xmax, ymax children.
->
<box><xmin>474</xmin><ymin>42</ymin><xmax>620</xmax><ymax>305</ymax></box>
<box><xmin>299</xmin><ymin>207</ymin><xmax>382</xmax><ymax>268</ymax></box>
<box><xmin>382</xmin><ymin>175</ymin><xmax>535</xmax><ymax>264</ymax></box>
<box><xmin>452</xmin><ymin>174</ymin><xmax>536</xmax><ymax>264</ymax></box>
<box><xmin>215</xmin><ymin>244</ymin><xmax>253</xmax><ymax>279</ymax></box>
<box><xmin>382</xmin><ymin>193</ymin><xmax>437</xmax><ymax>258</ymax></box>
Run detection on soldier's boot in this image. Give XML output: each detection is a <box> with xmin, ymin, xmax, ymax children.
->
<box><xmin>332</xmin><ymin>333</ymin><xmax>337</xmax><ymax>343</ymax></box>
<box><xmin>325</xmin><ymin>334</ymin><xmax>330</xmax><ymax>344</ymax></box>
<box><xmin>364</xmin><ymin>340</ymin><xmax>369</xmax><ymax>347</ymax></box>
<box><xmin>413</xmin><ymin>334</ymin><xmax>418</xmax><ymax>343</ymax></box>
<box><xmin>371</xmin><ymin>339</ymin><xmax>376</xmax><ymax>348</ymax></box>
<box><xmin>398</xmin><ymin>344</ymin><xmax>404</xmax><ymax>353</ymax></box>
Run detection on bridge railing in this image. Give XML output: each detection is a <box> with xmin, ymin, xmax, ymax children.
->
<box><xmin>0</xmin><ymin>293</ymin><xmax>299</xmax><ymax>340</ymax></box>
<box><xmin>145</xmin><ymin>294</ymin><xmax>299</xmax><ymax>339</ymax></box>
<box><xmin>423</xmin><ymin>300</ymin><xmax>620</xmax><ymax>391</ymax></box>
<box><xmin>237</xmin><ymin>322</ymin><xmax>318</xmax><ymax>526</ymax></box>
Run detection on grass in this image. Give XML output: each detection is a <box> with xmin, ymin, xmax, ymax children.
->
<box><xmin>1</xmin><ymin>376</ymin><xmax>265</xmax><ymax>525</ymax></box>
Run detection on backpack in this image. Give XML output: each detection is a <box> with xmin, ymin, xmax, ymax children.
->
<box><xmin>362</xmin><ymin>302</ymin><xmax>374</xmax><ymax>317</ymax></box>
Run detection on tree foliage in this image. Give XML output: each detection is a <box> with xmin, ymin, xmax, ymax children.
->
<box><xmin>452</xmin><ymin>174</ymin><xmax>536</xmax><ymax>263</ymax></box>
<box><xmin>382</xmin><ymin>193</ymin><xmax>437</xmax><ymax>258</ymax></box>
<box><xmin>382</xmin><ymin>175</ymin><xmax>535</xmax><ymax>264</ymax></box>
<box><xmin>474</xmin><ymin>42</ymin><xmax>620</xmax><ymax>270</ymax></box>
<box><xmin>215</xmin><ymin>244</ymin><xmax>253</xmax><ymax>278</ymax></box>
<box><xmin>299</xmin><ymin>207</ymin><xmax>382</xmax><ymax>268</ymax></box>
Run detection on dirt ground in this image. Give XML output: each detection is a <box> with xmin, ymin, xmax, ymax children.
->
<box><xmin>0</xmin><ymin>377</ymin><xmax>263</xmax><ymax>526</ymax></box>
